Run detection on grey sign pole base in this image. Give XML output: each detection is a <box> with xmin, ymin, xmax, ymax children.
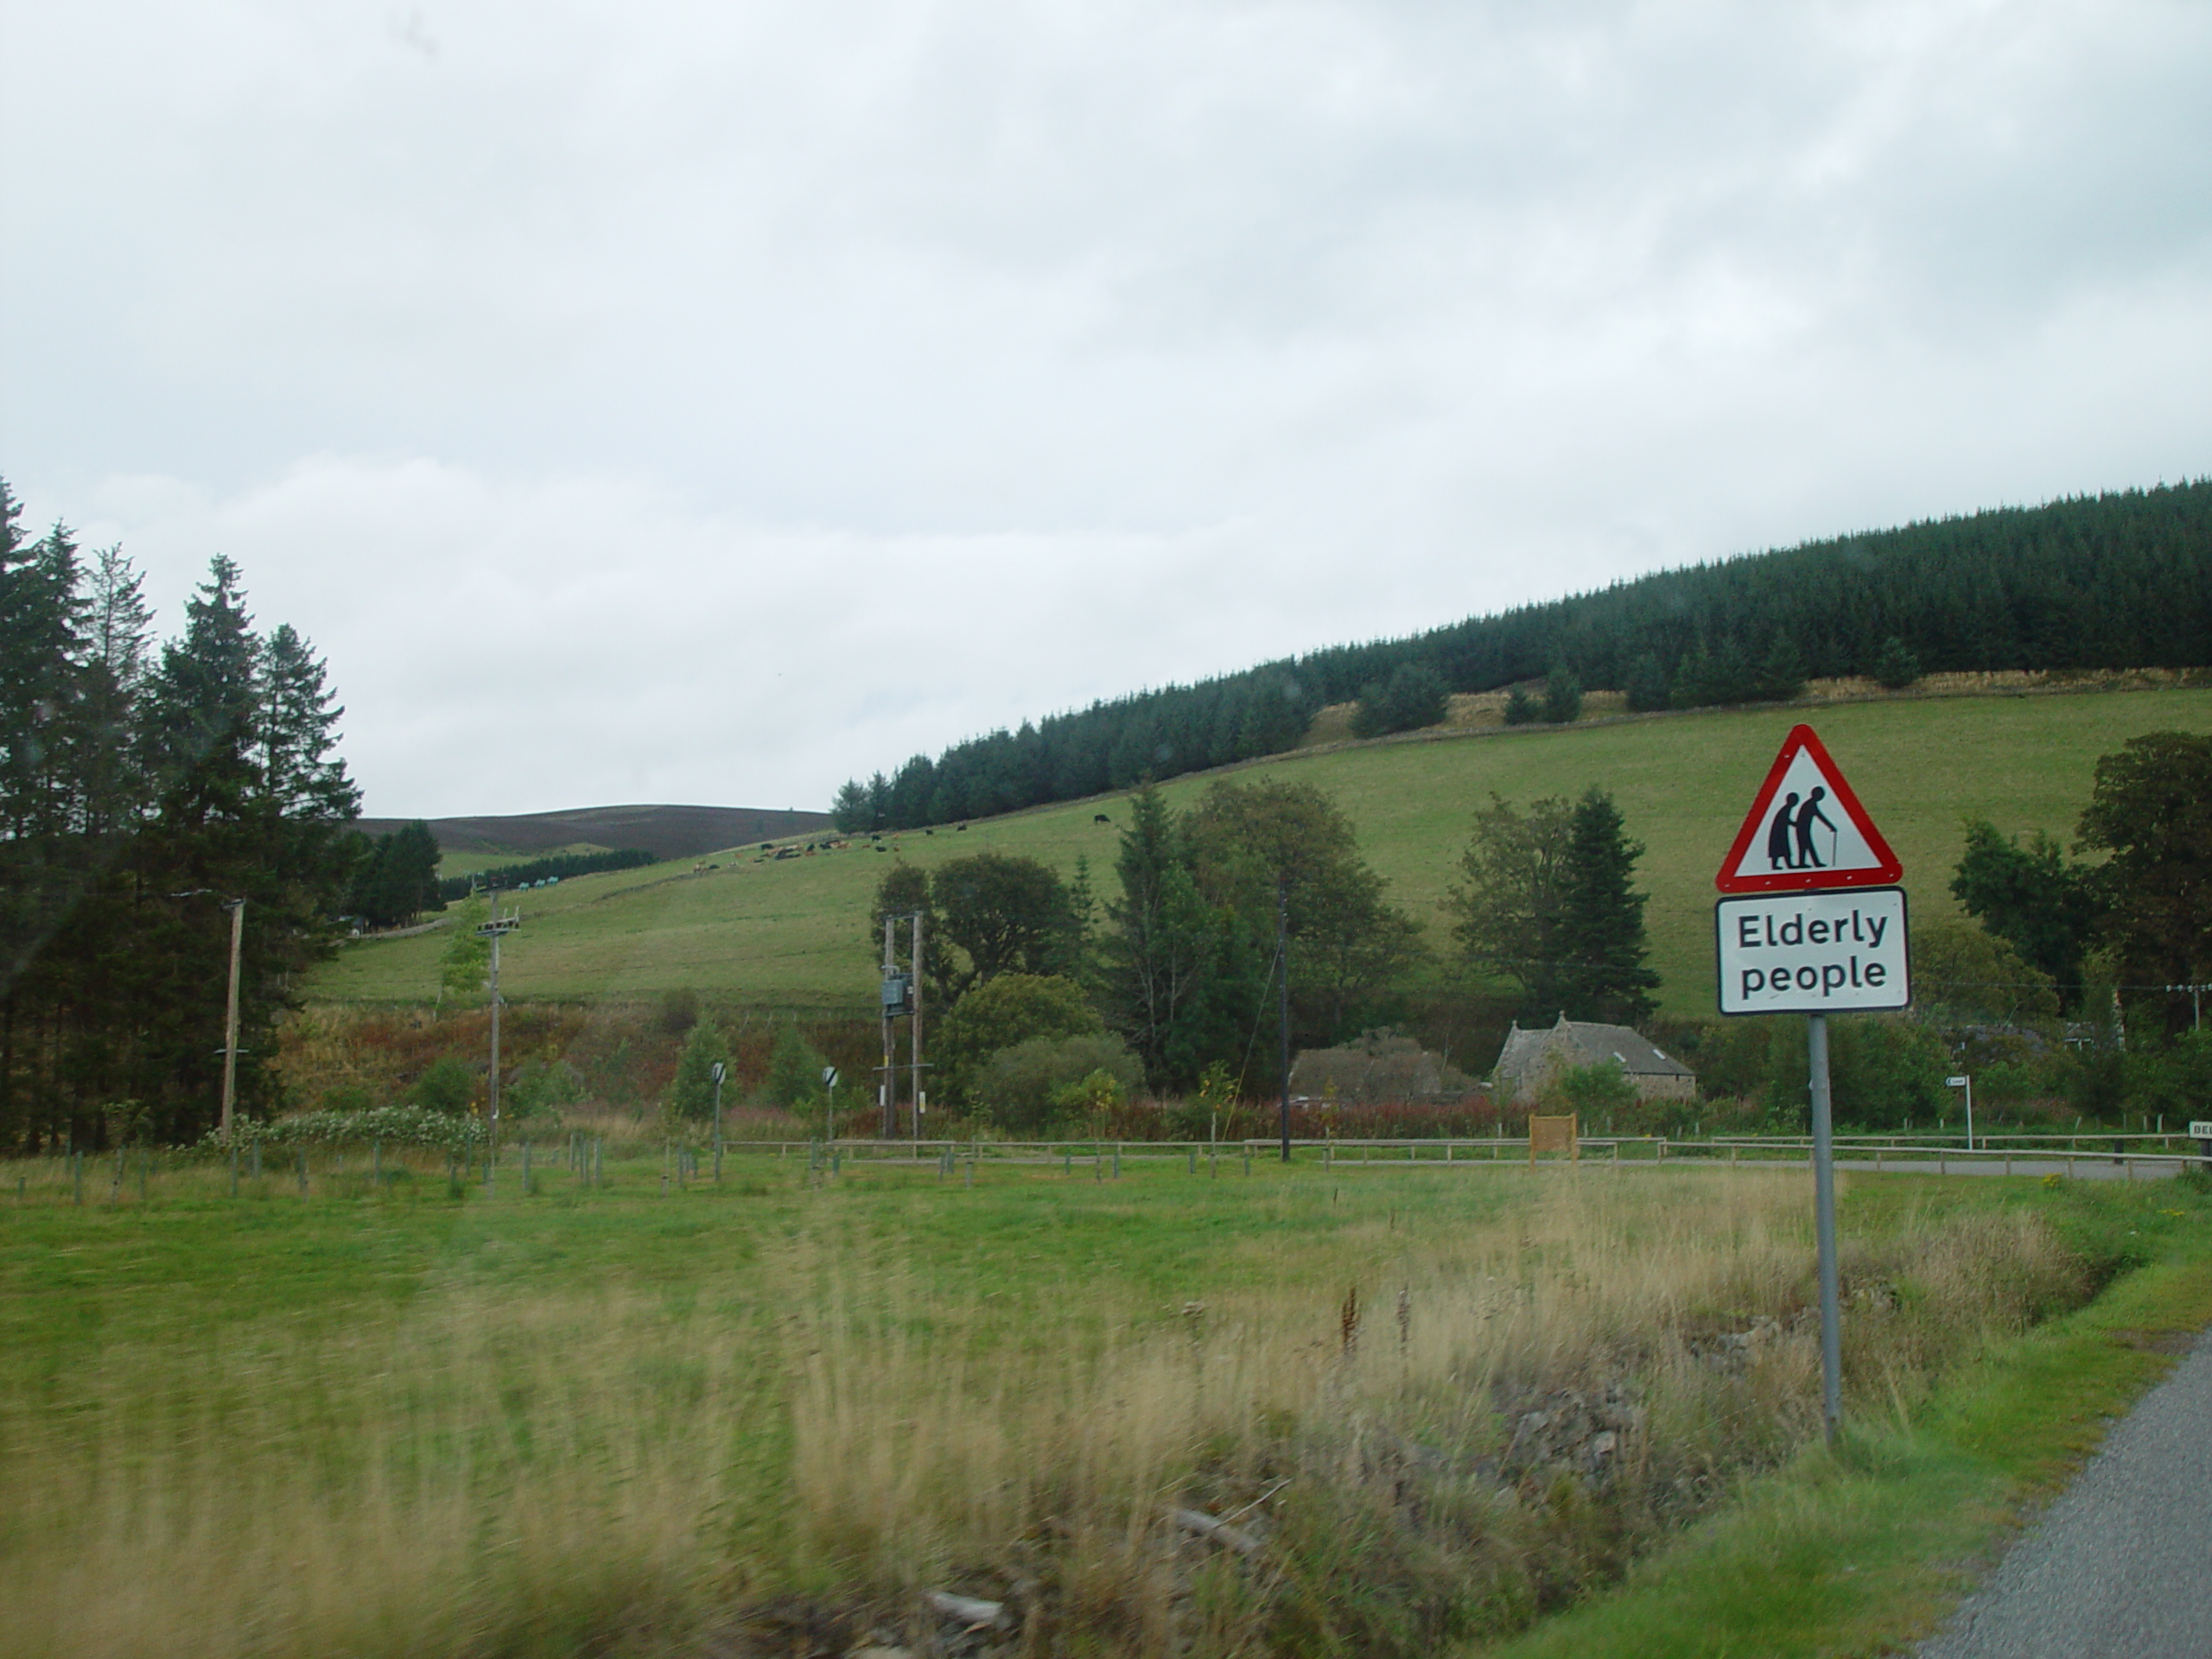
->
<box><xmin>1808</xmin><ymin>1011</ymin><xmax>1842</xmax><ymax>1446</ymax></box>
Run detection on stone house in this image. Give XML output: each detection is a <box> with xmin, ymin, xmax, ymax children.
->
<box><xmin>1491</xmin><ymin>1014</ymin><xmax>1697</xmax><ymax>1106</ymax></box>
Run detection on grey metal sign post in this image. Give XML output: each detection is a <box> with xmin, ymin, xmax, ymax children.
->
<box><xmin>1714</xmin><ymin>725</ymin><xmax>1908</xmax><ymax>1448</ymax></box>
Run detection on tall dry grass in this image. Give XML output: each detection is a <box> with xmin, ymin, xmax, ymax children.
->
<box><xmin>778</xmin><ymin>1172</ymin><xmax>2085</xmax><ymax>1652</ymax></box>
<box><xmin>0</xmin><ymin>1169</ymin><xmax>2086</xmax><ymax>1658</ymax></box>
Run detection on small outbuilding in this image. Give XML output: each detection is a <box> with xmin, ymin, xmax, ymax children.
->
<box><xmin>1491</xmin><ymin>1014</ymin><xmax>1696</xmax><ymax>1106</ymax></box>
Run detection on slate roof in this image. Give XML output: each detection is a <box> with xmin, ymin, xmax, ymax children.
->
<box><xmin>1492</xmin><ymin>1013</ymin><xmax>1695</xmax><ymax>1085</ymax></box>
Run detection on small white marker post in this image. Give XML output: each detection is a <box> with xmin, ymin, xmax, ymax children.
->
<box><xmin>711</xmin><ymin>1060</ymin><xmax>727</xmax><ymax>1179</ymax></box>
<box><xmin>1715</xmin><ymin>725</ymin><xmax>1908</xmax><ymax>1449</ymax></box>
<box><xmin>1947</xmin><ymin>1075</ymin><xmax>1974</xmax><ymax>1151</ymax></box>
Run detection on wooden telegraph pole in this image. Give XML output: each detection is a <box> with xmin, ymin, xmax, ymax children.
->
<box><xmin>910</xmin><ymin>906</ymin><xmax>925</xmax><ymax>1141</ymax></box>
<box><xmin>1277</xmin><ymin>880</ymin><xmax>1292</xmax><ymax>1163</ymax></box>
<box><xmin>880</xmin><ymin>915</ymin><xmax>898</xmax><ymax>1137</ymax></box>
<box><xmin>478</xmin><ymin>893</ymin><xmax>521</xmax><ymax>1188</ymax></box>
<box><xmin>219</xmin><ymin>898</ymin><xmax>245</xmax><ymax>1141</ymax></box>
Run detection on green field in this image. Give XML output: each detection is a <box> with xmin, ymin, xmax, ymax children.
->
<box><xmin>3</xmin><ymin>1149</ymin><xmax>2204</xmax><ymax>1658</ymax></box>
<box><xmin>309</xmin><ymin>687</ymin><xmax>2212</xmax><ymax>1013</ymax></box>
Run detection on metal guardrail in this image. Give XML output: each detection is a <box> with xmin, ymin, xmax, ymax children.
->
<box><xmin>728</xmin><ymin>1133</ymin><xmax>2212</xmax><ymax>1179</ymax></box>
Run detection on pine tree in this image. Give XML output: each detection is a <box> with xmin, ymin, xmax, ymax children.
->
<box><xmin>79</xmin><ymin>545</ymin><xmax>154</xmax><ymax>835</ymax></box>
<box><xmin>259</xmin><ymin>623</ymin><xmax>359</xmax><ymax>823</ymax></box>
<box><xmin>1754</xmin><ymin>630</ymin><xmax>1806</xmax><ymax>702</ymax></box>
<box><xmin>1554</xmin><ymin>787</ymin><xmax>1659</xmax><ymax>1024</ymax></box>
<box><xmin>1541</xmin><ymin>664</ymin><xmax>1583</xmax><ymax>724</ymax></box>
<box><xmin>1100</xmin><ymin>784</ymin><xmax>1220</xmax><ymax>1087</ymax></box>
<box><xmin>145</xmin><ymin>555</ymin><xmax>261</xmax><ymax>818</ymax></box>
<box><xmin>1624</xmin><ymin>652</ymin><xmax>1669</xmax><ymax>713</ymax></box>
<box><xmin>664</xmin><ymin>1018</ymin><xmax>728</xmax><ymax>1121</ymax></box>
<box><xmin>1871</xmin><ymin>636</ymin><xmax>1921</xmax><ymax>689</ymax></box>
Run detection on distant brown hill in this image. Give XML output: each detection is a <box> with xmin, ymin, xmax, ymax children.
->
<box><xmin>355</xmin><ymin>804</ymin><xmax>833</xmax><ymax>861</ymax></box>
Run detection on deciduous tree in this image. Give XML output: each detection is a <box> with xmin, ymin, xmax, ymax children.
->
<box><xmin>2076</xmin><ymin>731</ymin><xmax>2212</xmax><ymax>1036</ymax></box>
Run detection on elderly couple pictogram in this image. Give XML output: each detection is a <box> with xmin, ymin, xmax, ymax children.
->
<box><xmin>1766</xmin><ymin>787</ymin><xmax>1839</xmax><ymax>870</ymax></box>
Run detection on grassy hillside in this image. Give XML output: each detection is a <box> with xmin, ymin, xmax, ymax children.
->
<box><xmin>308</xmin><ymin>685</ymin><xmax>2212</xmax><ymax>1014</ymax></box>
<box><xmin>355</xmin><ymin>803</ymin><xmax>833</xmax><ymax>866</ymax></box>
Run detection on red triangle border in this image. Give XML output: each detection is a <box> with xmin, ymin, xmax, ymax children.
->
<box><xmin>1714</xmin><ymin>723</ymin><xmax>1903</xmax><ymax>893</ymax></box>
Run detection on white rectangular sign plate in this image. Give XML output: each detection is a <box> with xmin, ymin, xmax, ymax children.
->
<box><xmin>1716</xmin><ymin>887</ymin><xmax>1910</xmax><ymax>1015</ymax></box>
<box><xmin>2190</xmin><ymin>1121</ymin><xmax>2212</xmax><ymax>1141</ymax></box>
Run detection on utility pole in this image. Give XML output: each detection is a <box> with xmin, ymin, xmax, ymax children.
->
<box><xmin>219</xmin><ymin>898</ymin><xmax>245</xmax><ymax>1141</ymax></box>
<box><xmin>880</xmin><ymin>915</ymin><xmax>898</xmax><ymax>1137</ymax></box>
<box><xmin>477</xmin><ymin>894</ymin><xmax>520</xmax><ymax>1184</ymax></box>
<box><xmin>1277</xmin><ymin>878</ymin><xmax>1292</xmax><ymax>1164</ymax></box>
<box><xmin>911</xmin><ymin>906</ymin><xmax>925</xmax><ymax>1141</ymax></box>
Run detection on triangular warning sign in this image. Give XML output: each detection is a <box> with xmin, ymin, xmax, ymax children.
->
<box><xmin>1715</xmin><ymin>724</ymin><xmax>1903</xmax><ymax>893</ymax></box>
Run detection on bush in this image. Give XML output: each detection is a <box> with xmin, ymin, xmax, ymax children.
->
<box><xmin>199</xmin><ymin>1104</ymin><xmax>485</xmax><ymax>1154</ymax></box>
<box><xmin>1761</xmin><ymin>1014</ymin><xmax>1948</xmax><ymax>1130</ymax></box>
<box><xmin>933</xmin><ymin>973</ymin><xmax>1101</xmax><ymax>1103</ymax></box>
<box><xmin>664</xmin><ymin>1020</ymin><xmax>729</xmax><ymax>1122</ymax></box>
<box><xmin>410</xmin><ymin>1055</ymin><xmax>477</xmax><ymax>1116</ymax></box>
<box><xmin>765</xmin><ymin>1024</ymin><xmax>829</xmax><ymax>1110</ymax></box>
<box><xmin>1540</xmin><ymin>1060</ymin><xmax>1636</xmax><ymax>1120</ymax></box>
<box><xmin>2122</xmin><ymin>1029</ymin><xmax>2212</xmax><ymax>1122</ymax></box>
<box><xmin>507</xmin><ymin>1058</ymin><xmax>587</xmax><ymax>1124</ymax></box>
<box><xmin>657</xmin><ymin>987</ymin><xmax>701</xmax><ymax>1035</ymax></box>
<box><xmin>1502</xmin><ymin>686</ymin><xmax>1538</xmax><ymax>726</ymax></box>
<box><xmin>973</xmin><ymin>1033</ymin><xmax>1143</xmax><ymax>1135</ymax></box>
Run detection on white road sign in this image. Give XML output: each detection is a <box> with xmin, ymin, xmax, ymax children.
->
<box><xmin>1715</xmin><ymin>724</ymin><xmax>1904</xmax><ymax>895</ymax></box>
<box><xmin>1716</xmin><ymin>887</ymin><xmax>1910</xmax><ymax>1014</ymax></box>
<box><xmin>2190</xmin><ymin>1121</ymin><xmax>2212</xmax><ymax>1141</ymax></box>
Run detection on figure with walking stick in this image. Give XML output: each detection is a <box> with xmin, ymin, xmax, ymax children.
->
<box><xmin>1794</xmin><ymin>785</ymin><xmax>1838</xmax><ymax>869</ymax></box>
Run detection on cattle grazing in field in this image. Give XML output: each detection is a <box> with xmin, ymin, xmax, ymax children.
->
<box><xmin>1093</xmin><ymin>813</ymin><xmax>1112</xmax><ymax>825</ymax></box>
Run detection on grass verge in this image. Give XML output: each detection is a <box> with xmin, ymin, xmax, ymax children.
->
<box><xmin>1477</xmin><ymin>1184</ymin><xmax>2212</xmax><ymax>1657</ymax></box>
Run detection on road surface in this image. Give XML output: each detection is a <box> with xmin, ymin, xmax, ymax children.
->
<box><xmin>1916</xmin><ymin>1326</ymin><xmax>2212</xmax><ymax>1657</ymax></box>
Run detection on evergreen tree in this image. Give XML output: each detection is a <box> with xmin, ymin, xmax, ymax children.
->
<box><xmin>144</xmin><ymin>555</ymin><xmax>261</xmax><ymax>817</ymax></box>
<box><xmin>348</xmin><ymin>820</ymin><xmax>443</xmax><ymax>927</ymax></box>
<box><xmin>1624</xmin><ymin>652</ymin><xmax>1669</xmax><ymax>713</ymax></box>
<box><xmin>664</xmin><ymin>1017</ymin><xmax>728</xmax><ymax>1121</ymax></box>
<box><xmin>1099</xmin><ymin>784</ymin><xmax>1223</xmax><ymax>1088</ymax></box>
<box><xmin>259</xmin><ymin>623</ymin><xmax>360</xmax><ymax>823</ymax></box>
<box><xmin>1541</xmin><ymin>664</ymin><xmax>1583</xmax><ymax>724</ymax></box>
<box><xmin>1502</xmin><ymin>686</ymin><xmax>1539</xmax><ymax>726</ymax></box>
<box><xmin>1754</xmin><ymin>630</ymin><xmax>1806</xmax><ymax>702</ymax></box>
<box><xmin>765</xmin><ymin>1023</ymin><xmax>828</xmax><ymax>1110</ymax></box>
<box><xmin>1554</xmin><ymin>787</ymin><xmax>1659</xmax><ymax>1024</ymax></box>
<box><xmin>830</xmin><ymin>779</ymin><xmax>872</xmax><ymax>833</ymax></box>
<box><xmin>1871</xmin><ymin>636</ymin><xmax>1921</xmax><ymax>689</ymax></box>
<box><xmin>79</xmin><ymin>545</ymin><xmax>153</xmax><ymax>835</ymax></box>
<box><xmin>0</xmin><ymin>510</ymin><xmax>361</xmax><ymax>1149</ymax></box>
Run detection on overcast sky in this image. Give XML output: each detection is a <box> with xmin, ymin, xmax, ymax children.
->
<box><xmin>4</xmin><ymin>3</ymin><xmax>2209</xmax><ymax>819</ymax></box>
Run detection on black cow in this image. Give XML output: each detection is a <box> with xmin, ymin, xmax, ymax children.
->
<box><xmin>1093</xmin><ymin>813</ymin><xmax>1112</xmax><ymax>825</ymax></box>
